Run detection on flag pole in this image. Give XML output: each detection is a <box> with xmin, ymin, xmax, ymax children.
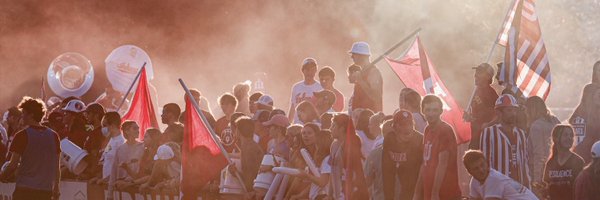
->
<box><xmin>116</xmin><ymin>63</ymin><xmax>146</xmax><ymax>112</ymax></box>
<box><xmin>371</xmin><ymin>28</ymin><xmax>422</xmax><ymax>65</ymax></box>
<box><xmin>179</xmin><ymin>78</ymin><xmax>249</xmax><ymax>193</ymax></box>
<box><xmin>465</xmin><ymin>0</ymin><xmax>517</xmax><ymax>114</ymax></box>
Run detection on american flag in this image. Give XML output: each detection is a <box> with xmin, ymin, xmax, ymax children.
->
<box><xmin>499</xmin><ymin>0</ymin><xmax>552</xmax><ymax>99</ymax></box>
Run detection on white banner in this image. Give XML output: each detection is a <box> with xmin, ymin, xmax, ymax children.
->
<box><xmin>105</xmin><ymin>45</ymin><xmax>154</xmax><ymax>93</ymax></box>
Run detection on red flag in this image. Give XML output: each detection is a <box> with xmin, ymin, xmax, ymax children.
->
<box><xmin>385</xmin><ymin>37</ymin><xmax>471</xmax><ymax>144</ymax></box>
<box><xmin>500</xmin><ymin>0</ymin><xmax>552</xmax><ymax>99</ymax></box>
<box><xmin>181</xmin><ymin>95</ymin><xmax>228</xmax><ymax>197</ymax></box>
<box><xmin>121</xmin><ymin>66</ymin><xmax>159</xmax><ymax>139</ymax></box>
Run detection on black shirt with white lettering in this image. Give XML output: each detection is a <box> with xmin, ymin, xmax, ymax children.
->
<box><xmin>382</xmin><ymin>130</ymin><xmax>423</xmax><ymax>200</ymax></box>
<box><xmin>543</xmin><ymin>152</ymin><xmax>584</xmax><ymax>200</ymax></box>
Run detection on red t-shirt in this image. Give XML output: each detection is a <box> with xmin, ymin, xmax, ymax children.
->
<box><xmin>9</xmin><ymin>125</ymin><xmax>61</xmax><ymax>155</ymax></box>
<box><xmin>332</xmin><ymin>88</ymin><xmax>345</xmax><ymax>112</ymax></box>
<box><xmin>422</xmin><ymin>121</ymin><xmax>461</xmax><ymax>200</ymax></box>
<box><xmin>215</xmin><ymin>117</ymin><xmax>235</xmax><ymax>153</ymax></box>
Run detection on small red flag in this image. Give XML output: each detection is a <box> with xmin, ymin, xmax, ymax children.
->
<box><xmin>181</xmin><ymin>95</ymin><xmax>228</xmax><ymax>197</ymax></box>
<box><xmin>385</xmin><ymin>37</ymin><xmax>471</xmax><ymax>144</ymax></box>
<box><xmin>121</xmin><ymin>66</ymin><xmax>159</xmax><ymax>139</ymax></box>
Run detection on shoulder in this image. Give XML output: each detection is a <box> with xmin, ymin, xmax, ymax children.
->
<box><xmin>291</xmin><ymin>81</ymin><xmax>305</xmax><ymax>89</ymax></box>
<box><xmin>571</xmin><ymin>153</ymin><xmax>585</xmax><ymax>165</ymax></box>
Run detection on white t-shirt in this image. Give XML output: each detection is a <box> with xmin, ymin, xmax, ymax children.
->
<box><xmin>101</xmin><ymin>134</ymin><xmax>126</xmax><ymax>179</ymax></box>
<box><xmin>290</xmin><ymin>81</ymin><xmax>323</xmax><ymax>124</ymax></box>
<box><xmin>309</xmin><ymin>156</ymin><xmax>331</xmax><ymax>200</ymax></box>
<box><xmin>357</xmin><ymin>130</ymin><xmax>376</xmax><ymax>159</ymax></box>
<box><xmin>470</xmin><ymin>169</ymin><xmax>538</xmax><ymax>200</ymax></box>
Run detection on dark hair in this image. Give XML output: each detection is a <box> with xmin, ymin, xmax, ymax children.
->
<box><xmin>318</xmin><ymin>66</ymin><xmax>336</xmax><ymax>78</ymax></box>
<box><xmin>235</xmin><ymin>116</ymin><xmax>255</xmax><ymax>138</ymax></box>
<box><xmin>347</xmin><ymin>64</ymin><xmax>362</xmax><ymax>74</ymax></box>
<box><xmin>296</xmin><ymin>101</ymin><xmax>319</xmax><ymax>123</ymax></box>
<box><xmin>525</xmin><ymin>96</ymin><xmax>553</xmax><ymax>124</ymax></box>
<box><xmin>421</xmin><ymin>95</ymin><xmax>443</xmax><ymax>112</ymax></box>
<box><xmin>85</xmin><ymin>103</ymin><xmax>105</xmax><ymax>115</ymax></box>
<box><xmin>61</xmin><ymin>96</ymin><xmax>80</xmax><ymax>106</ymax></box>
<box><xmin>144</xmin><ymin>128</ymin><xmax>161</xmax><ymax>139</ymax></box>
<box><xmin>463</xmin><ymin>150</ymin><xmax>486</xmax><ymax>167</ymax></box>
<box><xmin>103</xmin><ymin>112</ymin><xmax>122</xmax><ymax>128</ymax></box>
<box><xmin>121</xmin><ymin>120</ymin><xmax>137</xmax><ymax>132</ymax></box>
<box><xmin>18</xmin><ymin>96</ymin><xmax>46</xmax><ymax>122</ymax></box>
<box><xmin>303</xmin><ymin>123</ymin><xmax>321</xmax><ymax>136</ymax></box>
<box><xmin>249</xmin><ymin>92</ymin><xmax>263</xmax><ymax>102</ymax></box>
<box><xmin>230</xmin><ymin>112</ymin><xmax>246</xmax><ymax>126</ymax></box>
<box><xmin>270</xmin><ymin>109</ymin><xmax>286</xmax><ymax>118</ymax></box>
<box><xmin>255</xmin><ymin>110</ymin><xmax>271</xmax><ymax>122</ymax></box>
<box><xmin>357</xmin><ymin>109</ymin><xmax>374</xmax><ymax>133</ymax></box>
<box><xmin>320</xmin><ymin>112</ymin><xmax>334</xmax><ymax>130</ymax></box>
<box><xmin>163</xmin><ymin>103</ymin><xmax>181</xmax><ymax>117</ymax></box>
<box><xmin>219</xmin><ymin>93</ymin><xmax>238</xmax><ymax>107</ymax></box>
<box><xmin>402</xmin><ymin>88</ymin><xmax>422</xmax><ymax>111</ymax></box>
<box><xmin>548</xmin><ymin>125</ymin><xmax>575</xmax><ymax>161</ymax></box>
<box><xmin>189</xmin><ymin>89</ymin><xmax>202</xmax><ymax>98</ymax></box>
<box><xmin>7</xmin><ymin>106</ymin><xmax>22</xmax><ymax>118</ymax></box>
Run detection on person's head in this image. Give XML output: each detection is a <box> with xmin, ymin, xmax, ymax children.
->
<box><xmin>400</xmin><ymin>88</ymin><xmax>422</xmax><ymax>112</ymax></box>
<box><xmin>347</xmin><ymin>64</ymin><xmax>362</xmax><ymax>84</ymax></box>
<box><xmin>219</xmin><ymin>93</ymin><xmax>238</xmax><ymax>117</ymax></box>
<box><xmin>161</xmin><ymin>103</ymin><xmax>181</xmax><ymax>125</ymax></box>
<box><xmin>143</xmin><ymin>128</ymin><xmax>161</xmax><ymax>147</ymax></box>
<box><xmin>255</xmin><ymin>95</ymin><xmax>274</xmax><ymax>111</ymax></box>
<box><xmin>381</xmin><ymin>119</ymin><xmax>394</xmax><ymax>138</ymax></box>
<box><xmin>188</xmin><ymin>89</ymin><xmax>202</xmax><ymax>104</ymax></box>
<box><xmin>296</xmin><ymin>100</ymin><xmax>319</xmax><ymax>123</ymax></box>
<box><xmin>357</xmin><ymin>109</ymin><xmax>374</xmax><ymax>132</ymax></box>
<box><xmin>495</xmin><ymin>94</ymin><xmax>519</xmax><ymax>126</ymax></box>
<box><xmin>525</xmin><ymin>96</ymin><xmax>551</xmax><ymax>124</ymax></box>
<box><xmin>249</xmin><ymin>92</ymin><xmax>263</xmax><ymax>114</ymax></box>
<box><xmin>263</xmin><ymin>114</ymin><xmax>289</xmax><ymax>139</ymax></box>
<box><xmin>253</xmin><ymin>110</ymin><xmax>271</xmax><ymax>134</ymax></box>
<box><xmin>85</xmin><ymin>103</ymin><xmax>105</xmax><ymax>123</ymax></box>
<box><xmin>286</xmin><ymin>124</ymin><xmax>303</xmax><ymax>150</ymax></box>
<box><xmin>550</xmin><ymin>125</ymin><xmax>575</xmax><ymax>158</ymax></box>
<box><xmin>331</xmin><ymin>113</ymin><xmax>352</xmax><ymax>140</ymax></box>
<box><xmin>463</xmin><ymin>150</ymin><xmax>490</xmax><ymax>182</ymax></box>
<box><xmin>62</xmin><ymin>99</ymin><xmax>86</xmax><ymax>124</ymax></box>
<box><xmin>270</xmin><ymin>109</ymin><xmax>286</xmax><ymax>119</ymax></box>
<box><xmin>18</xmin><ymin>96</ymin><xmax>46</xmax><ymax>124</ymax></box>
<box><xmin>473</xmin><ymin>63</ymin><xmax>494</xmax><ymax>86</ymax></box>
<box><xmin>349</xmin><ymin>42</ymin><xmax>371</xmax><ymax>65</ymax></box>
<box><xmin>593</xmin><ymin>60</ymin><xmax>600</xmax><ymax>85</ymax></box>
<box><xmin>6</xmin><ymin>106</ymin><xmax>22</xmax><ymax>127</ymax></box>
<box><xmin>313</xmin><ymin>90</ymin><xmax>336</xmax><ymax>113</ymax></box>
<box><xmin>421</xmin><ymin>95</ymin><xmax>444</xmax><ymax>123</ymax></box>
<box><xmin>318</xmin><ymin>66</ymin><xmax>336</xmax><ymax>89</ymax></box>
<box><xmin>235</xmin><ymin>116</ymin><xmax>255</xmax><ymax>139</ymax></box>
<box><xmin>301</xmin><ymin>123</ymin><xmax>320</xmax><ymax>147</ymax></box>
<box><xmin>121</xmin><ymin>120</ymin><xmax>139</xmax><ymax>141</ymax></box>
<box><xmin>232</xmin><ymin>82</ymin><xmax>251</xmax><ymax>100</ymax></box>
<box><xmin>393</xmin><ymin>110</ymin><xmax>415</xmax><ymax>134</ymax></box>
<box><xmin>368</xmin><ymin>112</ymin><xmax>385</xmax><ymax>138</ymax></box>
<box><xmin>301</xmin><ymin>58</ymin><xmax>318</xmax><ymax>81</ymax></box>
<box><xmin>320</xmin><ymin>112</ymin><xmax>333</xmax><ymax>130</ymax></box>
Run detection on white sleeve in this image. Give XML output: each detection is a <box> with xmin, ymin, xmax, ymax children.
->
<box><xmin>290</xmin><ymin>84</ymin><xmax>297</xmax><ymax>106</ymax></box>
<box><xmin>469</xmin><ymin>178</ymin><xmax>482</xmax><ymax>199</ymax></box>
<box><xmin>482</xmin><ymin>175</ymin><xmax>505</xmax><ymax>199</ymax></box>
<box><xmin>320</xmin><ymin>156</ymin><xmax>332</xmax><ymax>174</ymax></box>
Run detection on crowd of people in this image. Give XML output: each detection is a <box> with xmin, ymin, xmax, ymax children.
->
<box><xmin>0</xmin><ymin>42</ymin><xmax>599</xmax><ymax>200</ymax></box>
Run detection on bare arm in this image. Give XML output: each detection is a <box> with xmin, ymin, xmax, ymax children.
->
<box><xmin>432</xmin><ymin>150</ymin><xmax>449</xmax><ymax>199</ymax></box>
<box><xmin>288</xmin><ymin>104</ymin><xmax>296</xmax><ymax>123</ymax></box>
<box><xmin>412</xmin><ymin>164</ymin><xmax>424</xmax><ymax>200</ymax></box>
<box><xmin>0</xmin><ymin>153</ymin><xmax>21</xmax><ymax>182</ymax></box>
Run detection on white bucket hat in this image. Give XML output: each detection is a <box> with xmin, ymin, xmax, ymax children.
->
<box><xmin>349</xmin><ymin>41</ymin><xmax>371</xmax><ymax>56</ymax></box>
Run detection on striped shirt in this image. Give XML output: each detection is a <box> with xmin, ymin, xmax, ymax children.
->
<box><xmin>480</xmin><ymin>124</ymin><xmax>531</xmax><ymax>188</ymax></box>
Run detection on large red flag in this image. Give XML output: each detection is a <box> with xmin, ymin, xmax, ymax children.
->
<box><xmin>121</xmin><ymin>66</ymin><xmax>159</xmax><ymax>139</ymax></box>
<box><xmin>385</xmin><ymin>37</ymin><xmax>471</xmax><ymax>144</ymax></box>
<box><xmin>181</xmin><ymin>95</ymin><xmax>229</xmax><ymax>198</ymax></box>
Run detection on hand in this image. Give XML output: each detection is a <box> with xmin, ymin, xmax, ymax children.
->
<box><xmin>259</xmin><ymin>165</ymin><xmax>273</xmax><ymax>173</ymax></box>
<box><xmin>52</xmin><ymin>186</ymin><xmax>60</xmax><ymax>200</ymax></box>
<box><xmin>228</xmin><ymin>163</ymin><xmax>238</xmax><ymax>174</ymax></box>
<box><xmin>462</xmin><ymin>111</ymin><xmax>472</xmax><ymax>122</ymax></box>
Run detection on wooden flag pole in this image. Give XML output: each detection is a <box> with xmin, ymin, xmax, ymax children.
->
<box><xmin>116</xmin><ymin>62</ymin><xmax>146</xmax><ymax>112</ymax></box>
<box><xmin>179</xmin><ymin>78</ymin><xmax>249</xmax><ymax>193</ymax></box>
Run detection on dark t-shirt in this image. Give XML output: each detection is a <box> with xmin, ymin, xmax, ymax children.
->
<box><xmin>469</xmin><ymin>85</ymin><xmax>498</xmax><ymax>149</ymax></box>
<box><xmin>543</xmin><ymin>153</ymin><xmax>585</xmax><ymax>200</ymax></box>
<box><xmin>9</xmin><ymin>125</ymin><xmax>61</xmax><ymax>155</ymax></box>
<box><xmin>215</xmin><ymin>117</ymin><xmax>236</xmax><ymax>153</ymax></box>
<box><xmin>382</xmin><ymin>130</ymin><xmax>423</xmax><ymax>200</ymax></box>
<box><xmin>83</xmin><ymin>125</ymin><xmax>105</xmax><ymax>154</ymax></box>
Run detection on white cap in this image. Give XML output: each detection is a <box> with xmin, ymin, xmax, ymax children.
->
<box><xmin>62</xmin><ymin>99</ymin><xmax>86</xmax><ymax>113</ymax></box>
<box><xmin>256</xmin><ymin>95</ymin><xmax>274</xmax><ymax>107</ymax></box>
<box><xmin>591</xmin><ymin>141</ymin><xmax>600</xmax><ymax>159</ymax></box>
<box><xmin>154</xmin><ymin>144</ymin><xmax>175</xmax><ymax>160</ymax></box>
<box><xmin>349</xmin><ymin>41</ymin><xmax>371</xmax><ymax>56</ymax></box>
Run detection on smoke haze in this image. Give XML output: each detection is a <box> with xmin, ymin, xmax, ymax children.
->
<box><xmin>1</xmin><ymin>0</ymin><xmax>598</xmax><ymax>120</ymax></box>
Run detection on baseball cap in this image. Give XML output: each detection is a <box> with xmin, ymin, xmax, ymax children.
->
<box><xmin>472</xmin><ymin>63</ymin><xmax>495</xmax><ymax>76</ymax></box>
<box><xmin>495</xmin><ymin>94</ymin><xmax>518</xmax><ymax>109</ymax></box>
<box><xmin>262</xmin><ymin>114</ymin><xmax>290</xmax><ymax>128</ymax></box>
<box><xmin>256</xmin><ymin>95</ymin><xmax>274</xmax><ymax>107</ymax></box>
<box><xmin>62</xmin><ymin>99</ymin><xmax>86</xmax><ymax>113</ymax></box>
<box><xmin>313</xmin><ymin>89</ymin><xmax>336</xmax><ymax>103</ymax></box>
<box><xmin>348</xmin><ymin>41</ymin><xmax>371</xmax><ymax>56</ymax></box>
<box><xmin>592</xmin><ymin>140</ymin><xmax>600</xmax><ymax>159</ymax></box>
<box><xmin>154</xmin><ymin>144</ymin><xmax>175</xmax><ymax>160</ymax></box>
<box><xmin>393</xmin><ymin>110</ymin><xmax>413</xmax><ymax>126</ymax></box>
